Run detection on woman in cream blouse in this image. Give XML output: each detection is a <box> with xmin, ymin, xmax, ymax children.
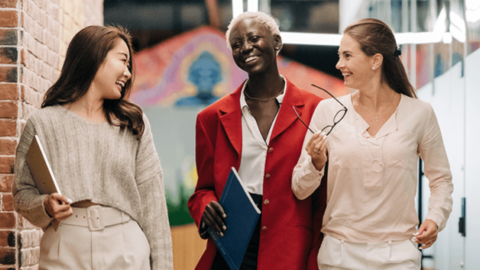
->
<box><xmin>292</xmin><ymin>18</ymin><xmax>453</xmax><ymax>269</ymax></box>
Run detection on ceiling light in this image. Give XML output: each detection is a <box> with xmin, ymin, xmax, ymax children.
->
<box><xmin>248</xmin><ymin>0</ymin><xmax>258</xmax><ymax>12</ymax></box>
<box><xmin>232</xmin><ymin>0</ymin><xmax>243</xmax><ymax>18</ymax></box>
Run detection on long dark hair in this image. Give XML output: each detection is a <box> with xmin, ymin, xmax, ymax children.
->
<box><xmin>344</xmin><ymin>18</ymin><xmax>417</xmax><ymax>98</ymax></box>
<box><xmin>42</xmin><ymin>25</ymin><xmax>145</xmax><ymax>138</ymax></box>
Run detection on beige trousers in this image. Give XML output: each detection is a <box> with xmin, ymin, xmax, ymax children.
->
<box><xmin>318</xmin><ymin>235</ymin><xmax>421</xmax><ymax>270</ymax></box>
<box><xmin>39</xmin><ymin>206</ymin><xmax>150</xmax><ymax>270</ymax></box>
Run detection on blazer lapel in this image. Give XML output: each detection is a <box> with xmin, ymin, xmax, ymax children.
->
<box><xmin>270</xmin><ymin>79</ymin><xmax>305</xmax><ymax>142</ymax></box>
<box><xmin>219</xmin><ymin>83</ymin><xmax>244</xmax><ymax>156</ymax></box>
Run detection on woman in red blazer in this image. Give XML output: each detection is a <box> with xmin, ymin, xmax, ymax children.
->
<box><xmin>188</xmin><ymin>11</ymin><xmax>326</xmax><ymax>270</ymax></box>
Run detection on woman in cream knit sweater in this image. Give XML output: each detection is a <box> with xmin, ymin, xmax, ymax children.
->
<box><xmin>12</xmin><ymin>25</ymin><xmax>173</xmax><ymax>270</ymax></box>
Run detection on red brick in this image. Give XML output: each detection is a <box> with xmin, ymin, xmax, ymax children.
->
<box><xmin>0</xmin><ymin>67</ymin><xmax>18</xmax><ymax>83</ymax></box>
<box><xmin>0</xmin><ymin>247</ymin><xmax>16</xmax><ymax>265</ymax></box>
<box><xmin>2</xmin><ymin>194</ymin><xmax>13</xmax><ymax>211</ymax></box>
<box><xmin>16</xmin><ymin>214</ymin><xmax>23</xmax><ymax>227</ymax></box>
<box><xmin>0</xmin><ymin>120</ymin><xmax>16</xmax><ymax>136</ymax></box>
<box><xmin>0</xmin><ymin>231</ymin><xmax>14</xmax><ymax>247</ymax></box>
<box><xmin>0</xmin><ymin>139</ymin><xmax>17</xmax><ymax>155</ymax></box>
<box><xmin>0</xmin><ymin>102</ymin><xmax>18</xmax><ymax>118</ymax></box>
<box><xmin>22</xmin><ymin>85</ymin><xmax>44</xmax><ymax>108</ymax></box>
<box><xmin>22</xmin><ymin>11</ymin><xmax>33</xmax><ymax>34</ymax></box>
<box><xmin>0</xmin><ymin>157</ymin><xmax>14</xmax><ymax>174</ymax></box>
<box><xmin>0</xmin><ymin>10</ymin><xmax>18</xmax><ymax>28</ymax></box>
<box><xmin>0</xmin><ymin>84</ymin><xmax>19</xmax><ymax>100</ymax></box>
<box><xmin>0</xmin><ymin>47</ymin><xmax>17</xmax><ymax>64</ymax></box>
<box><xmin>0</xmin><ymin>0</ymin><xmax>17</xmax><ymax>8</ymax></box>
<box><xmin>38</xmin><ymin>10</ymin><xmax>46</xmax><ymax>28</ymax></box>
<box><xmin>18</xmin><ymin>216</ymin><xmax>35</xmax><ymax>229</ymax></box>
<box><xmin>22</xmin><ymin>102</ymin><xmax>36</xmax><ymax>118</ymax></box>
<box><xmin>0</xmin><ymin>175</ymin><xmax>13</xmax><ymax>192</ymax></box>
<box><xmin>20</xmin><ymin>49</ymin><xmax>25</xmax><ymax>66</ymax></box>
<box><xmin>0</xmin><ymin>213</ymin><xmax>15</xmax><ymax>229</ymax></box>
<box><xmin>0</xmin><ymin>29</ymin><xmax>17</xmax><ymax>46</ymax></box>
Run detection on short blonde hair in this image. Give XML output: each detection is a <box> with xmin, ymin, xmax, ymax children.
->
<box><xmin>225</xmin><ymin>11</ymin><xmax>280</xmax><ymax>49</ymax></box>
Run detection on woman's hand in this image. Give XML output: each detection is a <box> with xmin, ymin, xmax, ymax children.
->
<box><xmin>44</xmin><ymin>193</ymin><xmax>73</xmax><ymax>221</ymax></box>
<box><xmin>305</xmin><ymin>131</ymin><xmax>328</xmax><ymax>171</ymax></box>
<box><xmin>201</xmin><ymin>201</ymin><xmax>227</xmax><ymax>238</ymax></box>
<box><xmin>414</xmin><ymin>219</ymin><xmax>438</xmax><ymax>249</ymax></box>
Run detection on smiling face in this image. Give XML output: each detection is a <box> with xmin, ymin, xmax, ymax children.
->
<box><xmin>92</xmin><ymin>38</ymin><xmax>132</xmax><ymax>100</ymax></box>
<box><xmin>336</xmin><ymin>34</ymin><xmax>376</xmax><ymax>89</ymax></box>
<box><xmin>229</xmin><ymin>18</ymin><xmax>280</xmax><ymax>75</ymax></box>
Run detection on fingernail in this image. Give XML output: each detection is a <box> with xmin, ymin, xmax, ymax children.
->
<box><xmin>66</xmin><ymin>198</ymin><xmax>73</xmax><ymax>204</ymax></box>
<box><xmin>223</xmin><ymin>226</ymin><xmax>227</xmax><ymax>230</ymax></box>
<box><xmin>414</xmin><ymin>232</ymin><xmax>419</xmax><ymax>236</ymax></box>
<box><xmin>419</xmin><ymin>247</ymin><xmax>423</xmax><ymax>250</ymax></box>
<box><xmin>223</xmin><ymin>214</ymin><xmax>227</xmax><ymax>218</ymax></box>
<box><xmin>220</xmin><ymin>232</ymin><xmax>224</xmax><ymax>237</ymax></box>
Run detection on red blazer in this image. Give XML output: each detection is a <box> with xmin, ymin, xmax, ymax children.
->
<box><xmin>188</xmin><ymin>78</ymin><xmax>327</xmax><ymax>270</ymax></box>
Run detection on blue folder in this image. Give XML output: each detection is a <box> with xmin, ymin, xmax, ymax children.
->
<box><xmin>207</xmin><ymin>167</ymin><xmax>262</xmax><ymax>270</ymax></box>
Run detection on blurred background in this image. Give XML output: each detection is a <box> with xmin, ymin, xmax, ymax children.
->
<box><xmin>106</xmin><ymin>0</ymin><xmax>479</xmax><ymax>269</ymax></box>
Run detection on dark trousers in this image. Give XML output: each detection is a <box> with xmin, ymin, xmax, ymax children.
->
<box><xmin>211</xmin><ymin>194</ymin><xmax>263</xmax><ymax>270</ymax></box>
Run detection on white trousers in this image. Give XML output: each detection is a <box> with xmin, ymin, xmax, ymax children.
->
<box><xmin>318</xmin><ymin>235</ymin><xmax>421</xmax><ymax>270</ymax></box>
<box><xmin>39</xmin><ymin>206</ymin><xmax>151</xmax><ymax>270</ymax></box>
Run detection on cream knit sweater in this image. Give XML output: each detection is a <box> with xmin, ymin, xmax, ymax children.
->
<box><xmin>13</xmin><ymin>105</ymin><xmax>173</xmax><ymax>270</ymax></box>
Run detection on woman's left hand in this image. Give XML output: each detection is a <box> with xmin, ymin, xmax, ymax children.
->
<box><xmin>414</xmin><ymin>219</ymin><xmax>438</xmax><ymax>249</ymax></box>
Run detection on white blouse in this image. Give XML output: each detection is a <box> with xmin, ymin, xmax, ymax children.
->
<box><xmin>238</xmin><ymin>76</ymin><xmax>286</xmax><ymax>195</ymax></box>
<box><xmin>292</xmin><ymin>93</ymin><xmax>453</xmax><ymax>243</ymax></box>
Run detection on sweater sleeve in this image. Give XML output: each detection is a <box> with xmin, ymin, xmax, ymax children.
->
<box><xmin>292</xmin><ymin>102</ymin><xmax>326</xmax><ymax>200</ymax></box>
<box><xmin>12</xmin><ymin>117</ymin><xmax>54</xmax><ymax>229</ymax></box>
<box><xmin>135</xmin><ymin>115</ymin><xmax>173</xmax><ymax>270</ymax></box>
<box><xmin>419</xmin><ymin>104</ymin><xmax>454</xmax><ymax>232</ymax></box>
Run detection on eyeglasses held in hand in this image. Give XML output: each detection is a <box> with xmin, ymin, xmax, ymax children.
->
<box><xmin>292</xmin><ymin>84</ymin><xmax>348</xmax><ymax>136</ymax></box>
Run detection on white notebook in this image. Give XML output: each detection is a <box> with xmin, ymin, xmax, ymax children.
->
<box><xmin>26</xmin><ymin>135</ymin><xmax>62</xmax><ymax>195</ymax></box>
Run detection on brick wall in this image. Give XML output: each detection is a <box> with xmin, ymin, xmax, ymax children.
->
<box><xmin>0</xmin><ymin>0</ymin><xmax>103</xmax><ymax>269</ymax></box>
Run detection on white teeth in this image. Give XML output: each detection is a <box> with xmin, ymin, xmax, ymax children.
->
<box><xmin>245</xmin><ymin>56</ymin><xmax>258</xmax><ymax>63</ymax></box>
<box><xmin>116</xmin><ymin>81</ymin><xmax>125</xmax><ymax>87</ymax></box>
<box><xmin>342</xmin><ymin>73</ymin><xmax>350</xmax><ymax>77</ymax></box>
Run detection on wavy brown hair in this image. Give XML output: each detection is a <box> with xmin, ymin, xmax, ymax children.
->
<box><xmin>344</xmin><ymin>18</ymin><xmax>417</xmax><ymax>98</ymax></box>
<box><xmin>42</xmin><ymin>25</ymin><xmax>145</xmax><ymax>138</ymax></box>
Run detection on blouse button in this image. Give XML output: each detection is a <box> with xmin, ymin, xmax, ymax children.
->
<box><xmin>264</xmin><ymin>199</ymin><xmax>270</xmax><ymax>205</ymax></box>
<box><xmin>262</xmin><ymin>226</ymin><xmax>267</xmax><ymax>231</ymax></box>
<box><xmin>268</xmin><ymin>147</ymin><xmax>274</xmax><ymax>153</ymax></box>
<box><xmin>265</xmin><ymin>174</ymin><xmax>271</xmax><ymax>179</ymax></box>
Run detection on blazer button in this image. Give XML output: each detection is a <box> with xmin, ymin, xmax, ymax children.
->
<box><xmin>264</xmin><ymin>199</ymin><xmax>269</xmax><ymax>205</ymax></box>
<box><xmin>268</xmin><ymin>147</ymin><xmax>274</xmax><ymax>153</ymax></box>
<box><xmin>265</xmin><ymin>173</ymin><xmax>270</xmax><ymax>179</ymax></box>
<box><xmin>262</xmin><ymin>226</ymin><xmax>267</xmax><ymax>231</ymax></box>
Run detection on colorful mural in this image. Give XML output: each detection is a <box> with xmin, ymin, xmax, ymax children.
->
<box><xmin>131</xmin><ymin>26</ymin><xmax>347</xmax><ymax>227</ymax></box>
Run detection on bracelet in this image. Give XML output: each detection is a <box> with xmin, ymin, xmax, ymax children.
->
<box><xmin>43</xmin><ymin>197</ymin><xmax>53</xmax><ymax>218</ymax></box>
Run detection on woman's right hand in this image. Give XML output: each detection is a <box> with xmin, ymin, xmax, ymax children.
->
<box><xmin>201</xmin><ymin>201</ymin><xmax>227</xmax><ymax>237</ymax></box>
<box><xmin>306</xmin><ymin>131</ymin><xmax>328</xmax><ymax>171</ymax></box>
<box><xmin>44</xmin><ymin>193</ymin><xmax>73</xmax><ymax>221</ymax></box>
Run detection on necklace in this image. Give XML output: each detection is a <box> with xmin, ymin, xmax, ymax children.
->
<box><xmin>359</xmin><ymin>92</ymin><xmax>396</xmax><ymax>121</ymax></box>
<box><xmin>244</xmin><ymin>87</ymin><xmax>284</xmax><ymax>102</ymax></box>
